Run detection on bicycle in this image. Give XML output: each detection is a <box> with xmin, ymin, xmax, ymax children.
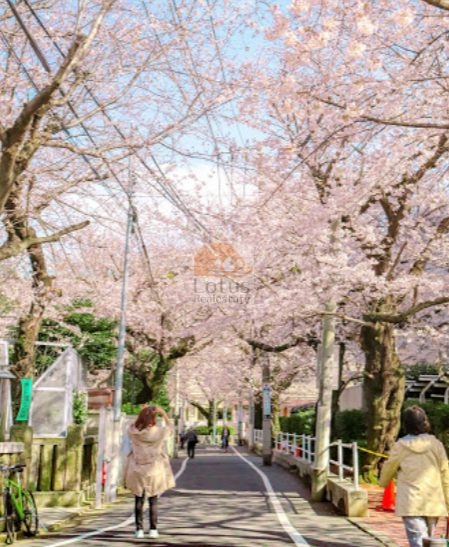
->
<box><xmin>1</xmin><ymin>464</ymin><xmax>38</xmax><ymax>544</ymax></box>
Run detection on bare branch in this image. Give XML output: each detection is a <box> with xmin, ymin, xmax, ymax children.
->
<box><xmin>0</xmin><ymin>220</ymin><xmax>90</xmax><ymax>261</ymax></box>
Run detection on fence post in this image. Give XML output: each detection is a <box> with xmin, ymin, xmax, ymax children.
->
<box><xmin>337</xmin><ymin>440</ymin><xmax>343</xmax><ymax>480</ymax></box>
<box><xmin>352</xmin><ymin>442</ymin><xmax>359</xmax><ymax>489</ymax></box>
<box><xmin>95</xmin><ymin>406</ymin><xmax>107</xmax><ymax>508</ymax></box>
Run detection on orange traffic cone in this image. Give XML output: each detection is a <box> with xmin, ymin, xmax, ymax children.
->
<box><xmin>380</xmin><ymin>480</ymin><xmax>395</xmax><ymax>511</ymax></box>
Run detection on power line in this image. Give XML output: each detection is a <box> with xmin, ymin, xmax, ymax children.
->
<box><xmin>19</xmin><ymin>0</ymin><xmax>212</xmax><ymax>240</ymax></box>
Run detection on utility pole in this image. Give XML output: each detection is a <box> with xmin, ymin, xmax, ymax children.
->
<box><xmin>212</xmin><ymin>400</ymin><xmax>217</xmax><ymax>444</ymax></box>
<box><xmin>113</xmin><ymin>191</ymin><xmax>135</xmax><ymax>421</ymax></box>
<box><xmin>237</xmin><ymin>393</ymin><xmax>243</xmax><ymax>446</ymax></box>
<box><xmin>261</xmin><ymin>351</ymin><xmax>272</xmax><ymax>466</ymax></box>
<box><xmin>107</xmin><ymin>181</ymin><xmax>135</xmax><ymax>503</ymax></box>
<box><xmin>248</xmin><ymin>386</ymin><xmax>255</xmax><ymax>449</ymax></box>
<box><xmin>311</xmin><ymin>301</ymin><xmax>337</xmax><ymax>501</ymax></box>
<box><xmin>174</xmin><ymin>364</ymin><xmax>180</xmax><ymax>458</ymax></box>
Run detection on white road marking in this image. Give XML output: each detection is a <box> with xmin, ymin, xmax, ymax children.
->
<box><xmin>45</xmin><ymin>457</ymin><xmax>190</xmax><ymax>546</ymax></box>
<box><xmin>231</xmin><ymin>447</ymin><xmax>310</xmax><ymax>546</ymax></box>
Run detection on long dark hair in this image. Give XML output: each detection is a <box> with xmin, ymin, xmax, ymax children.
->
<box><xmin>134</xmin><ymin>406</ymin><xmax>157</xmax><ymax>431</ymax></box>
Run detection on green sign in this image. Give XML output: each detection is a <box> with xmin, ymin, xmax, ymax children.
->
<box><xmin>16</xmin><ymin>378</ymin><xmax>33</xmax><ymax>422</ymax></box>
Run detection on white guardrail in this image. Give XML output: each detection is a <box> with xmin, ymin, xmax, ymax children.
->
<box><xmin>253</xmin><ymin>430</ymin><xmax>359</xmax><ymax>488</ymax></box>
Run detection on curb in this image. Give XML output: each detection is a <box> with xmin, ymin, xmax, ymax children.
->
<box><xmin>0</xmin><ymin>497</ymin><xmax>130</xmax><ymax>543</ymax></box>
<box><xmin>348</xmin><ymin>517</ymin><xmax>400</xmax><ymax>547</ymax></box>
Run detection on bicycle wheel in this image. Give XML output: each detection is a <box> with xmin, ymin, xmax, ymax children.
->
<box><xmin>21</xmin><ymin>489</ymin><xmax>38</xmax><ymax>536</ymax></box>
<box><xmin>3</xmin><ymin>490</ymin><xmax>15</xmax><ymax>544</ymax></box>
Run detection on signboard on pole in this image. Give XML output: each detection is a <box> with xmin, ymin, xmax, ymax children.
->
<box><xmin>262</xmin><ymin>384</ymin><xmax>271</xmax><ymax>417</ymax></box>
<box><xmin>16</xmin><ymin>378</ymin><xmax>33</xmax><ymax>422</ymax></box>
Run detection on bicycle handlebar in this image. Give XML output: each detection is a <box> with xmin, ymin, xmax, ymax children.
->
<box><xmin>0</xmin><ymin>463</ymin><xmax>26</xmax><ymax>473</ymax></box>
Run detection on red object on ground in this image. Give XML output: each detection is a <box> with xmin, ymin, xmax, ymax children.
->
<box><xmin>380</xmin><ymin>480</ymin><xmax>395</xmax><ymax>511</ymax></box>
<box><xmin>102</xmin><ymin>462</ymin><xmax>106</xmax><ymax>485</ymax></box>
<box><xmin>295</xmin><ymin>446</ymin><xmax>301</xmax><ymax>457</ymax></box>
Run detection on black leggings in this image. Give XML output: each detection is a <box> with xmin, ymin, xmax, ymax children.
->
<box><xmin>135</xmin><ymin>494</ymin><xmax>158</xmax><ymax>531</ymax></box>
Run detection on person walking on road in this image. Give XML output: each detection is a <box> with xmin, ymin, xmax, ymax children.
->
<box><xmin>379</xmin><ymin>405</ymin><xmax>449</xmax><ymax>547</ymax></box>
<box><xmin>184</xmin><ymin>428</ymin><xmax>198</xmax><ymax>459</ymax></box>
<box><xmin>221</xmin><ymin>426</ymin><xmax>230</xmax><ymax>452</ymax></box>
<box><xmin>125</xmin><ymin>405</ymin><xmax>175</xmax><ymax>539</ymax></box>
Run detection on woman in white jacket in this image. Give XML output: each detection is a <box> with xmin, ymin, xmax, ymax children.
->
<box><xmin>125</xmin><ymin>405</ymin><xmax>175</xmax><ymax>539</ymax></box>
<box><xmin>380</xmin><ymin>405</ymin><xmax>449</xmax><ymax>547</ymax></box>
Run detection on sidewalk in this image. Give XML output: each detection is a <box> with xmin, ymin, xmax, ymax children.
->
<box><xmin>354</xmin><ymin>485</ymin><xmax>447</xmax><ymax>547</ymax></box>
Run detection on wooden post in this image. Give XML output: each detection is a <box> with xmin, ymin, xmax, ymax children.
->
<box><xmin>64</xmin><ymin>424</ymin><xmax>84</xmax><ymax>491</ymax></box>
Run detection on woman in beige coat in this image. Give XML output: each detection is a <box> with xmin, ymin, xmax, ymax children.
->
<box><xmin>380</xmin><ymin>405</ymin><xmax>449</xmax><ymax>547</ymax></box>
<box><xmin>125</xmin><ymin>405</ymin><xmax>175</xmax><ymax>539</ymax></box>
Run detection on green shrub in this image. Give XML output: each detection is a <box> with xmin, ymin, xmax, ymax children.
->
<box><xmin>334</xmin><ymin>409</ymin><xmax>367</xmax><ymax>443</ymax></box>
<box><xmin>193</xmin><ymin>425</ymin><xmax>209</xmax><ymax>435</ymax></box>
<box><xmin>215</xmin><ymin>425</ymin><xmax>236</xmax><ymax>435</ymax></box>
<box><xmin>405</xmin><ymin>363</ymin><xmax>440</xmax><ymax>380</ymax></box>
<box><xmin>121</xmin><ymin>402</ymin><xmax>141</xmax><ymax>415</ymax></box>
<box><xmin>72</xmin><ymin>391</ymin><xmax>88</xmax><ymax>425</ymax></box>
<box><xmin>279</xmin><ymin>410</ymin><xmax>315</xmax><ymax>436</ymax></box>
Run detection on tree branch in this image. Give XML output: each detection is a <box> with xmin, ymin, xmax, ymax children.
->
<box><xmin>364</xmin><ymin>297</ymin><xmax>449</xmax><ymax>323</ymax></box>
<box><xmin>0</xmin><ymin>220</ymin><xmax>89</xmax><ymax>261</ymax></box>
<box><xmin>245</xmin><ymin>336</ymin><xmax>310</xmax><ymax>353</ymax></box>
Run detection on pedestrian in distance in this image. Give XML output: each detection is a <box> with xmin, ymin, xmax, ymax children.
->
<box><xmin>125</xmin><ymin>405</ymin><xmax>175</xmax><ymax>540</ymax></box>
<box><xmin>179</xmin><ymin>427</ymin><xmax>186</xmax><ymax>450</ymax></box>
<box><xmin>379</xmin><ymin>405</ymin><xmax>449</xmax><ymax>547</ymax></box>
<box><xmin>221</xmin><ymin>425</ymin><xmax>230</xmax><ymax>452</ymax></box>
<box><xmin>184</xmin><ymin>428</ymin><xmax>198</xmax><ymax>459</ymax></box>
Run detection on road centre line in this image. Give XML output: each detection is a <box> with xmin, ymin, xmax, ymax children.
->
<box><xmin>231</xmin><ymin>447</ymin><xmax>310</xmax><ymax>546</ymax></box>
<box><xmin>45</xmin><ymin>457</ymin><xmax>190</xmax><ymax>546</ymax></box>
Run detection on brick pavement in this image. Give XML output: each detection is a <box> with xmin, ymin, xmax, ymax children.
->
<box><xmin>354</xmin><ymin>484</ymin><xmax>447</xmax><ymax>547</ymax></box>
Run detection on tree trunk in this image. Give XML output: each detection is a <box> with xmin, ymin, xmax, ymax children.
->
<box><xmin>10</xmin><ymin>241</ymin><xmax>54</xmax><ymax>410</ymax></box>
<box><xmin>11</xmin><ymin>246</ymin><xmax>53</xmax><ymax>380</ymax></box>
<box><xmin>271</xmin><ymin>392</ymin><xmax>280</xmax><ymax>437</ymax></box>
<box><xmin>361</xmin><ymin>318</ymin><xmax>405</xmax><ymax>478</ymax></box>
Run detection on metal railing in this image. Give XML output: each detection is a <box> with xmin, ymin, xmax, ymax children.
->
<box><xmin>268</xmin><ymin>431</ymin><xmax>359</xmax><ymax>488</ymax></box>
<box><xmin>253</xmin><ymin>429</ymin><xmax>263</xmax><ymax>444</ymax></box>
<box><xmin>274</xmin><ymin>432</ymin><xmax>316</xmax><ymax>463</ymax></box>
<box><xmin>328</xmin><ymin>439</ymin><xmax>359</xmax><ymax>489</ymax></box>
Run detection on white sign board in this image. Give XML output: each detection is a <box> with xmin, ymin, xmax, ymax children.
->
<box><xmin>262</xmin><ymin>384</ymin><xmax>271</xmax><ymax>417</ymax></box>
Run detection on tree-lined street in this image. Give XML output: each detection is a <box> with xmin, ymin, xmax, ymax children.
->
<box><xmin>1</xmin><ymin>2</ymin><xmax>449</xmax><ymax>544</ymax></box>
<box><xmin>16</xmin><ymin>447</ymin><xmax>388</xmax><ymax>547</ymax></box>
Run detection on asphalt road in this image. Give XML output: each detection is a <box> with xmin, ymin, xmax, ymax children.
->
<box><xmin>16</xmin><ymin>446</ymin><xmax>386</xmax><ymax>546</ymax></box>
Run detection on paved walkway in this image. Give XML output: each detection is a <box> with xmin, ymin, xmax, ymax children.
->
<box><xmin>17</xmin><ymin>448</ymin><xmax>376</xmax><ymax>545</ymax></box>
<box><xmin>8</xmin><ymin>445</ymin><xmax>446</xmax><ymax>546</ymax></box>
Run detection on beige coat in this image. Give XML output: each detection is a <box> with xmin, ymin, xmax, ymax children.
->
<box><xmin>125</xmin><ymin>423</ymin><xmax>175</xmax><ymax>497</ymax></box>
<box><xmin>379</xmin><ymin>433</ymin><xmax>449</xmax><ymax>517</ymax></box>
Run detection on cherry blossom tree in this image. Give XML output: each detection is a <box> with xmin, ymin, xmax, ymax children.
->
<box><xmin>234</xmin><ymin>0</ymin><xmax>449</xmax><ymax>472</ymax></box>
<box><xmin>0</xmin><ymin>0</ymin><xmax>254</xmax><ymax>379</ymax></box>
